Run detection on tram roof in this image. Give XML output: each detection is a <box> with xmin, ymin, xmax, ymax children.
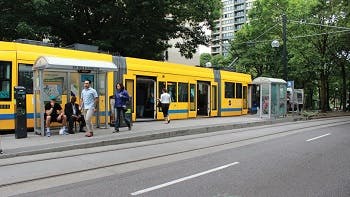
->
<box><xmin>33</xmin><ymin>56</ymin><xmax>118</xmax><ymax>72</ymax></box>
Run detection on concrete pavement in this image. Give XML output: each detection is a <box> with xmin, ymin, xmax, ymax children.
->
<box><xmin>0</xmin><ymin>112</ymin><xmax>348</xmax><ymax>159</ymax></box>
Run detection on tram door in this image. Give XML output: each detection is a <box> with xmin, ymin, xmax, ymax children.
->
<box><xmin>136</xmin><ymin>76</ymin><xmax>156</xmax><ymax>121</ymax></box>
<box><xmin>197</xmin><ymin>81</ymin><xmax>210</xmax><ymax>116</ymax></box>
<box><xmin>248</xmin><ymin>84</ymin><xmax>259</xmax><ymax>114</ymax></box>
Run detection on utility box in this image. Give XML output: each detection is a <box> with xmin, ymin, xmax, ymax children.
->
<box><xmin>14</xmin><ymin>86</ymin><xmax>27</xmax><ymax>138</ymax></box>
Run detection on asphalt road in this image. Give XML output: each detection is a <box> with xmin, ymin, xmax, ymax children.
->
<box><xmin>13</xmin><ymin>120</ymin><xmax>350</xmax><ymax>197</ymax></box>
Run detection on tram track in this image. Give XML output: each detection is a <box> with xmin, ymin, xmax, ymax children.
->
<box><xmin>0</xmin><ymin>116</ymin><xmax>349</xmax><ymax>168</ymax></box>
<box><xmin>0</xmin><ymin>117</ymin><xmax>349</xmax><ymax>188</ymax></box>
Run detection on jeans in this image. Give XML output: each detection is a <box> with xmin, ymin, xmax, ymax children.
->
<box><xmin>115</xmin><ymin>107</ymin><xmax>130</xmax><ymax>129</ymax></box>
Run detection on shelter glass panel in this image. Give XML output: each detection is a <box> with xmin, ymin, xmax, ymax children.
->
<box><xmin>43</xmin><ymin>71</ymin><xmax>67</xmax><ymax>104</ymax></box>
<box><xmin>271</xmin><ymin>84</ymin><xmax>278</xmax><ymax>115</ymax></box>
<box><xmin>261</xmin><ymin>84</ymin><xmax>270</xmax><ymax>115</ymax></box>
<box><xmin>279</xmin><ymin>85</ymin><xmax>287</xmax><ymax>116</ymax></box>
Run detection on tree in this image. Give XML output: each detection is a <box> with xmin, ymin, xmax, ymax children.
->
<box><xmin>200</xmin><ymin>53</ymin><xmax>212</xmax><ymax>67</ymax></box>
<box><xmin>229</xmin><ymin>0</ymin><xmax>350</xmax><ymax>111</ymax></box>
<box><xmin>0</xmin><ymin>0</ymin><xmax>222</xmax><ymax>60</ymax></box>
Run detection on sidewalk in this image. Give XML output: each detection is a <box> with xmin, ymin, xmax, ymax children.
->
<box><xmin>0</xmin><ymin>112</ymin><xmax>348</xmax><ymax>159</ymax></box>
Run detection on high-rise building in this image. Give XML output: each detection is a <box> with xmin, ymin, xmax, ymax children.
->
<box><xmin>211</xmin><ymin>0</ymin><xmax>255</xmax><ymax>57</ymax></box>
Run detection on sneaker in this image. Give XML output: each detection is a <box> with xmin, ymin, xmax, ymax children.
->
<box><xmin>47</xmin><ymin>131</ymin><xmax>51</xmax><ymax>137</ymax></box>
<box><xmin>128</xmin><ymin>125</ymin><xmax>131</xmax><ymax>131</ymax></box>
<box><xmin>113</xmin><ymin>128</ymin><xmax>119</xmax><ymax>133</ymax></box>
<box><xmin>59</xmin><ymin>128</ymin><xmax>66</xmax><ymax>135</ymax></box>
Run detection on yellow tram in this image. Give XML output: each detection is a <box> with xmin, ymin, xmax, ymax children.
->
<box><xmin>0</xmin><ymin>40</ymin><xmax>251</xmax><ymax>132</ymax></box>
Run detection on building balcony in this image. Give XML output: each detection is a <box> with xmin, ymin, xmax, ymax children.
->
<box><xmin>234</xmin><ymin>19</ymin><xmax>245</xmax><ymax>25</ymax></box>
<box><xmin>234</xmin><ymin>0</ymin><xmax>245</xmax><ymax>5</ymax></box>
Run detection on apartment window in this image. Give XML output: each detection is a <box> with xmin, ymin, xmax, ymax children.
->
<box><xmin>0</xmin><ymin>61</ymin><xmax>11</xmax><ymax>100</ymax></box>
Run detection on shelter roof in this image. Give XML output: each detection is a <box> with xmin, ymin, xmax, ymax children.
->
<box><xmin>252</xmin><ymin>77</ymin><xmax>286</xmax><ymax>84</ymax></box>
<box><xmin>33</xmin><ymin>56</ymin><xmax>117</xmax><ymax>71</ymax></box>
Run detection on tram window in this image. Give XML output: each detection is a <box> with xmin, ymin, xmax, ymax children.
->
<box><xmin>158</xmin><ymin>81</ymin><xmax>166</xmax><ymax>99</ymax></box>
<box><xmin>18</xmin><ymin>64</ymin><xmax>33</xmax><ymax>94</ymax></box>
<box><xmin>236</xmin><ymin>83</ymin><xmax>242</xmax><ymax>98</ymax></box>
<box><xmin>190</xmin><ymin>84</ymin><xmax>196</xmax><ymax>111</ymax></box>
<box><xmin>178</xmin><ymin>82</ymin><xmax>188</xmax><ymax>102</ymax></box>
<box><xmin>0</xmin><ymin>61</ymin><xmax>11</xmax><ymax>100</ymax></box>
<box><xmin>167</xmin><ymin>82</ymin><xmax>177</xmax><ymax>102</ymax></box>
<box><xmin>225</xmin><ymin>82</ymin><xmax>235</xmax><ymax>98</ymax></box>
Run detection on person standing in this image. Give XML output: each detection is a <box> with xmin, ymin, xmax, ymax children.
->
<box><xmin>80</xmin><ymin>80</ymin><xmax>98</xmax><ymax>137</ymax></box>
<box><xmin>114</xmin><ymin>83</ymin><xmax>131</xmax><ymax>132</ymax></box>
<box><xmin>159</xmin><ymin>88</ymin><xmax>171</xmax><ymax>123</ymax></box>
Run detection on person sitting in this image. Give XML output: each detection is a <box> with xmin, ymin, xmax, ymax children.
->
<box><xmin>64</xmin><ymin>96</ymin><xmax>86</xmax><ymax>134</ymax></box>
<box><xmin>45</xmin><ymin>96</ymin><xmax>68</xmax><ymax>137</ymax></box>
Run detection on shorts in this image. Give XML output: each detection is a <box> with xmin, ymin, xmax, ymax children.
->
<box><xmin>46</xmin><ymin>115</ymin><xmax>63</xmax><ymax>123</ymax></box>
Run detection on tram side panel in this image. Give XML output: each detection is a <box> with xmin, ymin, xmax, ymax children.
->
<box><xmin>124</xmin><ymin>57</ymin><xmax>216</xmax><ymax>121</ymax></box>
<box><xmin>219</xmin><ymin>70</ymin><xmax>252</xmax><ymax>116</ymax></box>
<box><xmin>0</xmin><ymin>41</ymin><xmax>114</xmax><ymax>132</ymax></box>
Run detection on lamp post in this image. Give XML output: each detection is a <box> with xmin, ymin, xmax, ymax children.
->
<box><xmin>282</xmin><ymin>14</ymin><xmax>288</xmax><ymax>81</ymax></box>
<box><xmin>271</xmin><ymin>13</ymin><xmax>287</xmax><ymax>81</ymax></box>
<box><xmin>271</xmin><ymin>40</ymin><xmax>280</xmax><ymax>77</ymax></box>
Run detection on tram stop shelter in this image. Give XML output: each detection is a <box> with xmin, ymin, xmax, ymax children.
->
<box><xmin>33</xmin><ymin>56</ymin><xmax>118</xmax><ymax>136</ymax></box>
<box><xmin>252</xmin><ymin>77</ymin><xmax>287</xmax><ymax>119</ymax></box>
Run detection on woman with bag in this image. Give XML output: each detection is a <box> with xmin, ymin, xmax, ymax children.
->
<box><xmin>158</xmin><ymin>88</ymin><xmax>171</xmax><ymax>124</ymax></box>
<box><xmin>114</xmin><ymin>83</ymin><xmax>131</xmax><ymax>132</ymax></box>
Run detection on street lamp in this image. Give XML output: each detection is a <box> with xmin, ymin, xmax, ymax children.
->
<box><xmin>271</xmin><ymin>40</ymin><xmax>280</xmax><ymax>78</ymax></box>
<box><xmin>271</xmin><ymin>40</ymin><xmax>280</xmax><ymax>48</ymax></box>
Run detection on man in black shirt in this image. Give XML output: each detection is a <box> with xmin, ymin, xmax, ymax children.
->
<box><xmin>45</xmin><ymin>96</ymin><xmax>67</xmax><ymax>137</ymax></box>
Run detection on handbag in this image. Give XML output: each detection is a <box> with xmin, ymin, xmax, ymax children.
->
<box><xmin>157</xmin><ymin>101</ymin><xmax>162</xmax><ymax>108</ymax></box>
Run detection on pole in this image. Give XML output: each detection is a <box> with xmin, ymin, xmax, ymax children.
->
<box><xmin>282</xmin><ymin>14</ymin><xmax>288</xmax><ymax>81</ymax></box>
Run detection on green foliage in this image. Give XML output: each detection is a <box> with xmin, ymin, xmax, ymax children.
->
<box><xmin>200</xmin><ymin>53</ymin><xmax>212</xmax><ymax>67</ymax></box>
<box><xmin>0</xmin><ymin>0</ymin><xmax>222</xmax><ymax>60</ymax></box>
<box><xmin>230</xmin><ymin>0</ymin><xmax>349</xmax><ymax>111</ymax></box>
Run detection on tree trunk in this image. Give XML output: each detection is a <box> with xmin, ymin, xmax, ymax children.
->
<box><xmin>341</xmin><ymin>63</ymin><xmax>347</xmax><ymax>111</ymax></box>
<box><xmin>320</xmin><ymin>71</ymin><xmax>327</xmax><ymax>112</ymax></box>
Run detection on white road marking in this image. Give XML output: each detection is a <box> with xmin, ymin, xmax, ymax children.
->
<box><xmin>306</xmin><ymin>133</ymin><xmax>331</xmax><ymax>142</ymax></box>
<box><xmin>130</xmin><ymin>162</ymin><xmax>239</xmax><ymax>196</ymax></box>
